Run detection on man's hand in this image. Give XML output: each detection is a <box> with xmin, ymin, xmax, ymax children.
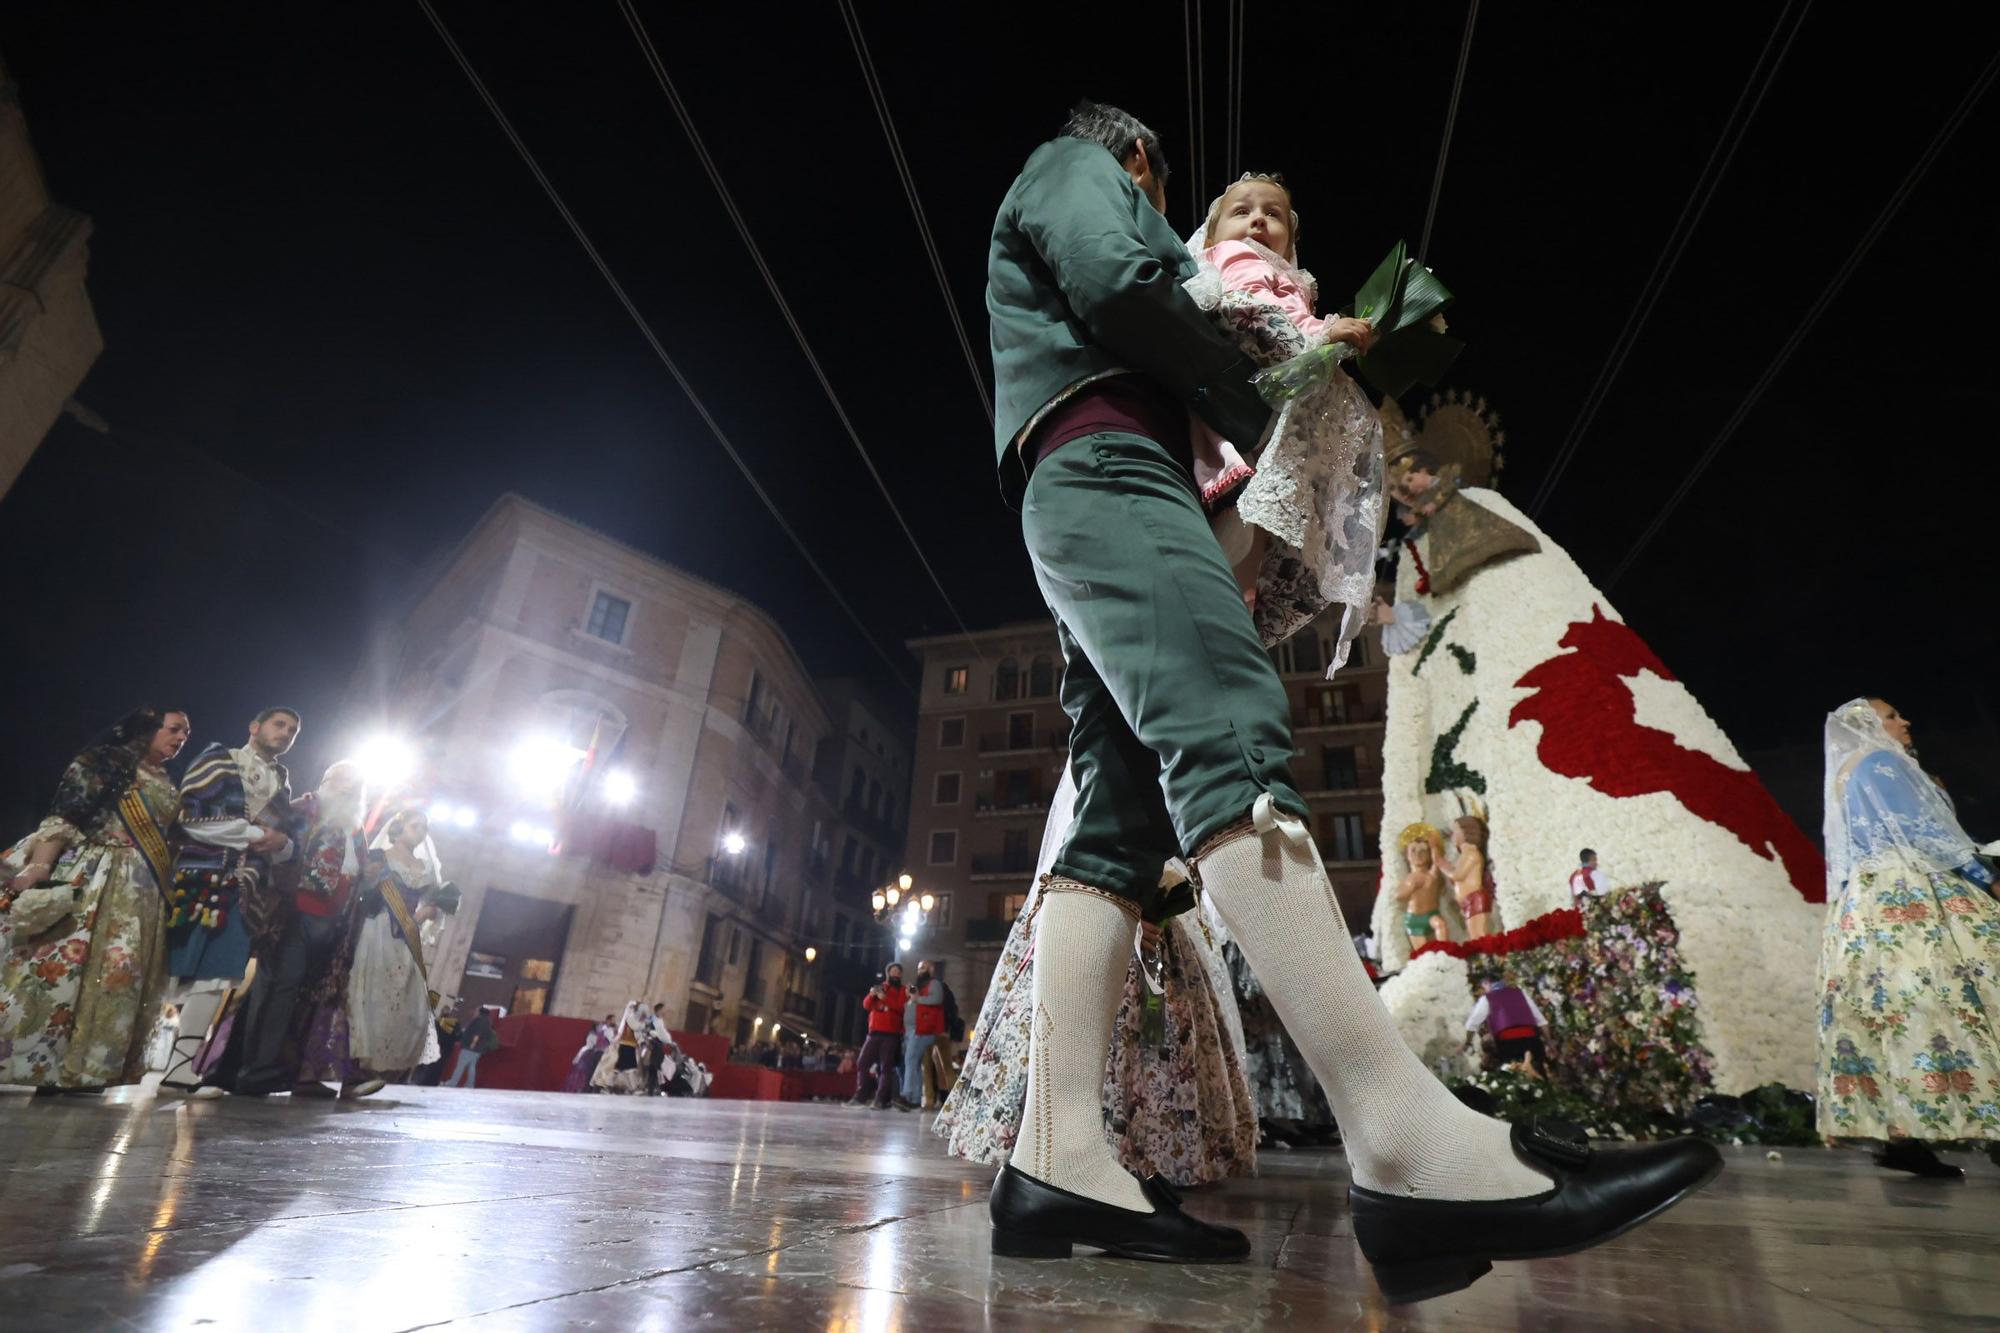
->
<box><xmin>1371</xmin><ymin>597</ymin><xmax>1397</xmax><ymax>626</ymax></box>
<box><xmin>1323</xmin><ymin>316</ymin><xmax>1374</xmax><ymax>355</ymax></box>
<box><xmin>251</xmin><ymin>829</ymin><xmax>289</xmax><ymax>855</ymax></box>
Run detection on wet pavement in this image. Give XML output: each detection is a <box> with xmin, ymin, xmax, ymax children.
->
<box><xmin>1</xmin><ymin>1084</ymin><xmax>1995</xmax><ymax>1330</ymax></box>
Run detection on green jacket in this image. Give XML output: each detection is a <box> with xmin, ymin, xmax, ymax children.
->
<box><xmin>986</xmin><ymin>136</ymin><xmax>1273</xmax><ymax>508</ymax></box>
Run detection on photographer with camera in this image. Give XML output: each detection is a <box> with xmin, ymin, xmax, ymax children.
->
<box><xmin>848</xmin><ymin>961</ymin><xmax>908</xmax><ymax>1110</ymax></box>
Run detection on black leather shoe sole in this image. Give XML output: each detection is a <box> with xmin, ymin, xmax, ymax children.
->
<box><xmin>989</xmin><ymin>1164</ymin><xmax>1250</xmax><ymax>1264</ymax></box>
<box><xmin>1356</xmin><ymin>1122</ymin><xmax>1724</xmax><ymax>1305</ymax></box>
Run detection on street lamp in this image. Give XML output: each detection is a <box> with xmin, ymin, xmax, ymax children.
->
<box><xmin>804</xmin><ymin>946</ymin><xmax>817</xmax><ymax>963</ymax></box>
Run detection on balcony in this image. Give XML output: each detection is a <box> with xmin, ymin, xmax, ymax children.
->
<box><xmin>782</xmin><ymin>991</ymin><xmax>818</xmax><ymax>1023</ymax></box>
<box><xmin>964</xmin><ymin>917</ymin><xmax>1015</xmax><ymax>945</ymax></box>
<box><xmin>842</xmin><ymin>797</ymin><xmax>904</xmax><ymax>849</ymax></box>
<box><xmin>1303</xmin><ymin>768</ymin><xmax>1383</xmax><ymax>799</ymax></box>
<box><xmin>977</xmin><ymin>729</ymin><xmax>1069</xmax><ymax>756</ymax></box>
<box><xmin>1293</xmin><ymin>706</ymin><xmax>1386</xmax><ymax>731</ymax></box>
<box><xmin>974</xmin><ymin>793</ymin><xmax>1051</xmax><ymax>819</ymax></box>
<box><xmin>969</xmin><ymin>852</ymin><xmax>1037</xmax><ymax>881</ymax></box>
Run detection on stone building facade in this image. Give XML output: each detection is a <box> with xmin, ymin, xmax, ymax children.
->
<box><xmin>0</xmin><ymin>55</ymin><xmax>103</xmax><ymax>502</ymax></box>
<box><xmin>811</xmin><ymin>678</ymin><xmax>913</xmax><ymax>1044</ymax></box>
<box><xmin>904</xmin><ymin>610</ymin><xmax>1389</xmax><ymax>1021</ymax></box>
<box><xmin>355</xmin><ymin>495</ymin><xmax>842</xmax><ymax>1047</ymax></box>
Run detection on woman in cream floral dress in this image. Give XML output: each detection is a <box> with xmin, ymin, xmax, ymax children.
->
<box><xmin>1817</xmin><ymin>698</ymin><xmax>2000</xmax><ymax>1177</ymax></box>
<box><xmin>934</xmin><ymin>770</ymin><xmax>1258</xmax><ymax>1186</ymax></box>
<box><xmin>0</xmin><ymin>707</ymin><xmax>191</xmax><ymax>1090</ymax></box>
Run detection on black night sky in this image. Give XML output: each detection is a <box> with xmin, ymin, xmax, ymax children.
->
<box><xmin>1</xmin><ymin>4</ymin><xmax>1995</xmax><ymax>836</ymax></box>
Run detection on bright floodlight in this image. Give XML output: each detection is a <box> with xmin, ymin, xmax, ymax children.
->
<box><xmin>358</xmin><ymin>736</ymin><xmax>416</xmax><ymax>789</ymax></box>
<box><xmin>753</xmin><ymin>1015</ymin><xmax>764</xmax><ymax>1028</ymax></box>
<box><xmin>901</xmin><ymin>903</ymin><xmax>920</xmax><ymax>932</ymax></box>
<box><xmin>603</xmin><ymin>768</ymin><xmax>638</xmax><ymax>807</ymax></box>
<box><xmin>897</xmin><ymin>935</ymin><xmax>914</xmax><ymax>953</ymax></box>
<box><xmin>509</xmin><ymin>820</ymin><xmax>551</xmax><ymax>847</ymax></box>
<box><xmin>898</xmin><ymin>873</ymin><xmax>913</xmax><ymax>891</ymax></box>
<box><xmin>722</xmin><ymin>830</ymin><xmax>748</xmax><ymax>856</ymax></box>
<box><xmin>510</xmin><ymin>734</ymin><xmax>582</xmax><ymax>797</ymax></box>
<box><xmin>453</xmin><ymin>805</ymin><xmax>478</xmax><ymax>829</ymax></box>
<box><xmin>429</xmin><ymin>801</ymin><xmax>455</xmax><ymax>824</ymax></box>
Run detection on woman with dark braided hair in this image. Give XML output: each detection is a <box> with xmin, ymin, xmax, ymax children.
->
<box><xmin>0</xmin><ymin>707</ymin><xmax>191</xmax><ymax>1090</ymax></box>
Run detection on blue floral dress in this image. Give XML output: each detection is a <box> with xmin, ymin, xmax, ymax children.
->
<box><xmin>1816</xmin><ymin>749</ymin><xmax>2000</xmax><ymax>1141</ymax></box>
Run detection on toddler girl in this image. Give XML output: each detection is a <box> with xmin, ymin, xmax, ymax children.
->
<box><xmin>1182</xmin><ymin>173</ymin><xmax>1387</xmax><ymax>669</ymax></box>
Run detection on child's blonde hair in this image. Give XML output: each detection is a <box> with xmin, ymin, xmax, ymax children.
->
<box><xmin>1202</xmin><ymin>172</ymin><xmax>1303</xmax><ymax>257</ymax></box>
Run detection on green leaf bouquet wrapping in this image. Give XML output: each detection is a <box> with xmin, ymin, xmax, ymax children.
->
<box><xmin>1252</xmin><ymin>239</ymin><xmax>1463</xmax><ymax>405</ymax></box>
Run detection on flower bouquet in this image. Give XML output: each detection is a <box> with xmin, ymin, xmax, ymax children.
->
<box><xmin>1253</xmin><ymin>239</ymin><xmax>1463</xmax><ymax>405</ymax></box>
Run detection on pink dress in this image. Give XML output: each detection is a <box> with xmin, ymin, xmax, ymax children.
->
<box><xmin>1191</xmin><ymin>239</ymin><xmax>1327</xmax><ymax>507</ymax></box>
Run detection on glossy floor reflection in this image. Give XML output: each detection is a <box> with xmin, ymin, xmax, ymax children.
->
<box><xmin>1</xmin><ymin>1085</ymin><xmax>1995</xmax><ymax>1331</ymax></box>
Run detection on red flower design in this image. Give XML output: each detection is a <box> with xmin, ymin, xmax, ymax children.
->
<box><xmin>1943</xmin><ymin>898</ymin><xmax>1976</xmax><ymax>915</ymax></box>
<box><xmin>1411</xmin><ymin>908</ymin><xmax>1587</xmax><ymax>962</ymax></box>
<box><xmin>1901</xmin><ymin>904</ymin><xmax>1929</xmax><ymax>922</ymax></box>
<box><xmin>1833</xmin><ymin>1075</ymin><xmax>1857</xmax><ymax>1096</ymax></box>
<box><xmin>1507</xmin><ymin>608</ymin><xmax>1825</xmax><ymax>902</ymax></box>
<box><xmin>1858</xmin><ymin>1076</ymin><xmax>1880</xmax><ymax>1098</ymax></box>
<box><xmin>32</xmin><ymin>957</ymin><xmax>69</xmax><ymax>984</ymax></box>
<box><xmin>1949</xmin><ymin>1071</ymin><xmax>1976</xmax><ymax>1093</ymax></box>
<box><xmin>1921</xmin><ymin>1072</ymin><xmax>1950</xmax><ymax>1094</ymax></box>
<box><xmin>1839</xmin><ymin>915</ymin><xmax>1855</xmax><ymax>931</ymax></box>
<box><xmin>59</xmin><ymin>938</ymin><xmax>89</xmax><ymax>964</ymax></box>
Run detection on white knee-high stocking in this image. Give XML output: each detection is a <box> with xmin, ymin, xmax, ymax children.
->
<box><xmin>1199</xmin><ymin>810</ymin><xmax>1549</xmax><ymax>1201</ymax></box>
<box><xmin>1007</xmin><ymin>887</ymin><xmax>1152</xmax><ymax>1213</ymax></box>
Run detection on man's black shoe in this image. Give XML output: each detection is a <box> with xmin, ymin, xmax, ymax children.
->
<box><xmin>988</xmin><ymin>1163</ymin><xmax>1250</xmax><ymax>1263</ymax></box>
<box><xmin>1349</xmin><ymin>1120</ymin><xmax>1722</xmax><ymax>1305</ymax></box>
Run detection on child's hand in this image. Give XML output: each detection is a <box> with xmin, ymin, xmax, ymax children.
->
<box><xmin>1324</xmin><ymin>316</ymin><xmax>1374</xmax><ymax>354</ymax></box>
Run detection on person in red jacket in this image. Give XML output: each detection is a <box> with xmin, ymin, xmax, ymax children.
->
<box><xmin>850</xmin><ymin>962</ymin><xmax>908</xmax><ymax>1110</ymax></box>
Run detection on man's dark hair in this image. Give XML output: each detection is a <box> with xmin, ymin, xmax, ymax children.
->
<box><xmin>254</xmin><ymin>706</ymin><xmax>301</xmax><ymax>726</ymax></box>
<box><xmin>1061</xmin><ymin>100</ymin><xmax>1168</xmax><ymax>189</ymax></box>
<box><xmin>1579</xmin><ymin>848</ymin><xmax>1597</xmax><ymax>863</ymax></box>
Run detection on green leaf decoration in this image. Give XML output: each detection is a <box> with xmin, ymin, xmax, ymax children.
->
<box><xmin>1355</xmin><ymin>326</ymin><xmax>1464</xmax><ymax>399</ymax></box>
<box><xmin>1412</xmin><ymin>608</ymin><xmax>1460</xmax><ymax>677</ymax></box>
<box><xmin>1426</xmin><ymin>699</ymin><xmax>1487</xmax><ymax>796</ymax></box>
<box><xmin>1448</xmin><ymin>643</ymin><xmax>1478</xmax><ymax>674</ymax></box>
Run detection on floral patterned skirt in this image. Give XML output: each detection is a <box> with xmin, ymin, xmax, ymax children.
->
<box><xmin>932</xmin><ymin>901</ymin><xmax>1258</xmax><ymax>1186</ymax></box>
<box><xmin>1816</xmin><ymin>851</ymin><xmax>2000</xmax><ymax>1141</ymax></box>
<box><xmin>0</xmin><ymin>839</ymin><xmax>166</xmax><ymax>1088</ymax></box>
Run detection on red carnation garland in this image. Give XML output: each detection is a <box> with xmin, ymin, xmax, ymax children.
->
<box><xmin>1411</xmin><ymin>906</ymin><xmax>1585</xmax><ymax>962</ymax></box>
<box><xmin>1404</xmin><ymin>538</ymin><xmax>1432</xmax><ymax>595</ymax></box>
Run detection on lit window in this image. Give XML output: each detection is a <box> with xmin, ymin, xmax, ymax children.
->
<box><xmin>944</xmin><ymin>667</ymin><xmax>969</xmax><ymax>696</ymax></box>
<box><xmin>585</xmin><ymin>591</ymin><xmax>631</xmax><ymax>645</ymax></box>
<box><xmin>928</xmin><ymin>830</ymin><xmax>957</xmax><ymax>865</ymax></box>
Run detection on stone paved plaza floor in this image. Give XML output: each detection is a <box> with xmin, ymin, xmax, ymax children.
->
<box><xmin>1</xmin><ymin>1084</ymin><xmax>1996</xmax><ymax>1331</ymax></box>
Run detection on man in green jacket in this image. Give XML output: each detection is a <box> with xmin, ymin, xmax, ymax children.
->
<box><xmin>984</xmin><ymin>101</ymin><xmax>1721</xmax><ymax>1297</ymax></box>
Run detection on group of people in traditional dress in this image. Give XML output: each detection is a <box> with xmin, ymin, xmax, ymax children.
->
<box><xmin>1</xmin><ymin>704</ymin><xmax>463</xmax><ymax>1101</ymax></box>
<box><xmin>570</xmin><ymin>1000</ymin><xmax>706</xmax><ymax>1096</ymax></box>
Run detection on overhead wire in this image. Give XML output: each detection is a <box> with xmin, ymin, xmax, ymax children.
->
<box><xmin>835</xmin><ymin>0</ymin><xmax>994</xmax><ymax>425</ymax></box>
<box><xmin>1604</xmin><ymin>43</ymin><xmax>2000</xmax><ymax>590</ymax></box>
<box><xmin>1529</xmin><ymin>0</ymin><xmax>1810</xmax><ymax>518</ymax></box>
<box><xmin>1417</xmin><ymin>0</ymin><xmax>1481</xmax><ymax>264</ymax></box>
<box><xmin>1194</xmin><ymin>0</ymin><xmax>1207</xmax><ymax>204</ymax></box>
<box><xmin>1184</xmin><ymin>0</ymin><xmax>1201</xmax><ymax>228</ymax></box>
<box><xmin>416</xmin><ymin>0</ymin><xmax>913</xmax><ymax>687</ymax></box>
<box><xmin>1231</xmin><ymin>0</ymin><xmax>1246</xmax><ymax>181</ymax></box>
<box><xmin>617</xmin><ymin>0</ymin><xmax>987</xmax><ymax>671</ymax></box>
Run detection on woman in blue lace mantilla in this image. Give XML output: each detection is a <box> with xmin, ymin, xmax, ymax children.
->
<box><xmin>1815</xmin><ymin>698</ymin><xmax>2000</xmax><ymax>1177</ymax></box>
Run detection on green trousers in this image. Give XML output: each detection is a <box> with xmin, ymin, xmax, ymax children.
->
<box><xmin>1022</xmin><ymin>430</ymin><xmax>1309</xmax><ymax>916</ymax></box>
